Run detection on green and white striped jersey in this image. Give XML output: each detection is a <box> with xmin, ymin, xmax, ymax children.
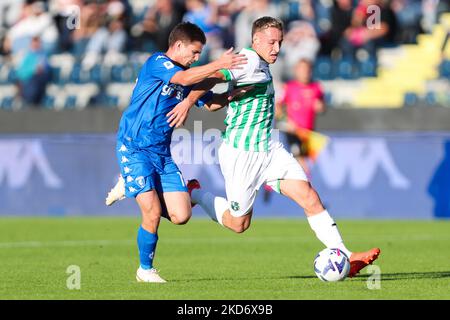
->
<box><xmin>220</xmin><ymin>48</ymin><xmax>275</xmax><ymax>152</ymax></box>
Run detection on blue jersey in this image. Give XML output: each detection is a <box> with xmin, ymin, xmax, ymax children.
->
<box><xmin>117</xmin><ymin>52</ymin><xmax>211</xmax><ymax>156</ymax></box>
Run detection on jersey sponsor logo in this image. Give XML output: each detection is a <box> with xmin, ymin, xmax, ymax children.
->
<box><xmin>161</xmin><ymin>84</ymin><xmax>184</xmax><ymax>100</ymax></box>
<box><xmin>0</xmin><ymin>140</ymin><xmax>63</xmax><ymax>189</ymax></box>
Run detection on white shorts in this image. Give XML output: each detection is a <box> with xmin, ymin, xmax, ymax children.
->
<box><xmin>218</xmin><ymin>141</ymin><xmax>308</xmax><ymax>217</ymax></box>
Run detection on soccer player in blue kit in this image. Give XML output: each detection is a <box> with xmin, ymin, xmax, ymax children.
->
<box><xmin>115</xmin><ymin>22</ymin><xmax>247</xmax><ymax>283</ymax></box>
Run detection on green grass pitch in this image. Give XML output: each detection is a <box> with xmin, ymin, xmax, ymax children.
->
<box><xmin>0</xmin><ymin>217</ymin><xmax>449</xmax><ymax>300</ymax></box>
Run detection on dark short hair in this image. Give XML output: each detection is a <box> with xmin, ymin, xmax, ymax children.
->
<box><xmin>251</xmin><ymin>16</ymin><xmax>284</xmax><ymax>37</ymax></box>
<box><xmin>168</xmin><ymin>22</ymin><xmax>206</xmax><ymax>47</ymax></box>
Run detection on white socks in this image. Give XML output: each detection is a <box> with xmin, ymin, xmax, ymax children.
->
<box><xmin>307</xmin><ymin>210</ymin><xmax>352</xmax><ymax>258</ymax></box>
<box><xmin>191</xmin><ymin>189</ymin><xmax>228</xmax><ymax>226</ymax></box>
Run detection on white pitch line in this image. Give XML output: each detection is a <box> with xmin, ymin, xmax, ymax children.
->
<box><xmin>0</xmin><ymin>234</ymin><xmax>448</xmax><ymax>249</ymax></box>
<box><xmin>0</xmin><ymin>239</ymin><xmax>134</xmax><ymax>249</ymax></box>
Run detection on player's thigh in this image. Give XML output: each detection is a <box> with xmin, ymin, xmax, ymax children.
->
<box><xmin>136</xmin><ymin>190</ymin><xmax>162</xmax><ymax>232</ymax></box>
<box><xmin>218</xmin><ymin>142</ymin><xmax>262</xmax><ymax>217</ymax></box>
<box><xmin>160</xmin><ymin>191</ymin><xmax>191</xmax><ymax>225</ymax></box>
<box><xmin>157</xmin><ymin>166</ymin><xmax>191</xmax><ymax>224</ymax></box>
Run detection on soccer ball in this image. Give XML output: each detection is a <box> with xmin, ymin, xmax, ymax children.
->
<box><xmin>314</xmin><ymin>248</ymin><xmax>350</xmax><ymax>282</ymax></box>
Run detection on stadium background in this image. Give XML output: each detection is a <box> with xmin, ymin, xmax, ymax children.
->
<box><xmin>0</xmin><ymin>0</ymin><xmax>449</xmax><ymax>220</ymax></box>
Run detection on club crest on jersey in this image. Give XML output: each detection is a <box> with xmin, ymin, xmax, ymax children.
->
<box><xmin>231</xmin><ymin>201</ymin><xmax>240</xmax><ymax>212</ymax></box>
<box><xmin>136</xmin><ymin>176</ymin><xmax>145</xmax><ymax>188</ymax></box>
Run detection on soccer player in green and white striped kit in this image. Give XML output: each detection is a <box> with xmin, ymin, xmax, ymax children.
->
<box><xmin>187</xmin><ymin>17</ymin><xmax>380</xmax><ymax>278</ymax></box>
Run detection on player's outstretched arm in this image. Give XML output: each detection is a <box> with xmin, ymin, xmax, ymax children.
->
<box><xmin>203</xmin><ymin>85</ymin><xmax>254</xmax><ymax>112</ymax></box>
<box><xmin>169</xmin><ymin>48</ymin><xmax>247</xmax><ymax>86</ymax></box>
<box><xmin>167</xmin><ymin>72</ymin><xmax>225</xmax><ymax>128</ymax></box>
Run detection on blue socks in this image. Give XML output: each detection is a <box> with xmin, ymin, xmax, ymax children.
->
<box><xmin>137</xmin><ymin>226</ymin><xmax>158</xmax><ymax>270</ymax></box>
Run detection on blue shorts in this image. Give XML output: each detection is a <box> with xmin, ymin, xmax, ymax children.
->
<box><xmin>116</xmin><ymin>143</ymin><xmax>188</xmax><ymax>198</ymax></box>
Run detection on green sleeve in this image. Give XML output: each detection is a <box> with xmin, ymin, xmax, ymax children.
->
<box><xmin>219</xmin><ymin>69</ymin><xmax>233</xmax><ymax>81</ymax></box>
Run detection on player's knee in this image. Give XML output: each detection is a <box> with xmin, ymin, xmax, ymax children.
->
<box><xmin>170</xmin><ymin>210</ymin><xmax>192</xmax><ymax>225</ymax></box>
<box><xmin>229</xmin><ymin>220</ymin><xmax>251</xmax><ymax>234</ymax></box>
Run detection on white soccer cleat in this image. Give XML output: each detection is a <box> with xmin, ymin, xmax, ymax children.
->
<box><xmin>105</xmin><ymin>175</ymin><xmax>126</xmax><ymax>206</ymax></box>
<box><xmin>136</xmin><ymin>267</ymin><xmax>167</xmax><ymax>283</ymax></box>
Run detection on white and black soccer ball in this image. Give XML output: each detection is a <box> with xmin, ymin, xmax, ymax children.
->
<box><xmin>314</xmin><ymin>248</ymin><xmax>350</xmax><ymax>282</ymax></box>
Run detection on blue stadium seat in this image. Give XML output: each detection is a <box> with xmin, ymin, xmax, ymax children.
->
<box><xmin>89</xmin><ymin>65</ymin><xmax>103</xmax><ymax>83</ymax></box>
<box><xmin>7</xmin><ymin>68</ymin><xmax>17</xmax><ymax>83</ymax></box>
<box><xmin>64</xmin><ymin>95</ymin><xmax>77</xmax><ymax>109</ymax></box>
<box><xmin>50</xmin><ymin>66</ymin><xmax>62</xmax><ymax>84</ymax></box>
<box><xmin>439</xmin><ymin>60</ymin><xmax>450</xmax><ymax>79</ymax></box>
<box><xmin>336</xmin><ymin>59</ymin><xmax>356</xmax><ymax>80</ymax></box>
<box><xmin>424</xmin><ymin>92</ymin><xmax>437</xmax><ymax>106</ymax></box>
<box><xmin>359</xmin><ymin>58</ymin><xmax>377</xmax><ymax>77</ymax></box>
<box><xmin>111</xmin><ymin>64</ymin><xmax>125</xmax><ymax>82</ymax></box>
<box><xmin>404</xmin><ymin>92</ymin><xmax>419</xmax><ymax>106</ymax></box>
<box><xmin>324</xmin><ymin>92</ymin><xmax>332</xmax><ymax>106</ymax></box>
<box><xmin>0</xmin><ymin>96</ymin><xmax>14</xmax><ymax>109</ymax></box>
<box><xmin>314</xmin><ymin>57</ymin><xmax>333</xmax><ymax>80</ymax></box>
<box><xmin>104</xmin><ymin>94</ymin><xmax>119</xmax><ymax>108</ymax></box>
<box><xmin>43</xmin><ymin>95</ymin><xmax>56</xmax><ymax>109</ymax></box>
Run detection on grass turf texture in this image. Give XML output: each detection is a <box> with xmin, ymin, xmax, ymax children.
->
<box><xmin>0</xmin><ymin>218</ymin><xmax>449</xmax><ymax>300</ymax></box>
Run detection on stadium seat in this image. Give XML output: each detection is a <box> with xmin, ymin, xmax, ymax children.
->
<box><xmin>424</xmin><ymin>92</ymin><xmax>437</xmax><ymax>106</ymax></box>
<box><xmin>106</xmin><ymin>83</ymin><xmax>135</xmax><ymax>109</ymax></box>
<box><xmin>0</xmin><ymin>96</ymin><xmax>14</xmax><ymax>110</ymax></box>
<box><xmin>336</xmin><ymin>59</ymin><xmax>356</xmax><ymax>80</ymax></box>
<box><xmin>64</xmin><ymin>95</ymin><xmax>77</xmax><ymax>109</ymax></box>
<box><xmin>404</xmin><ymin>92</ymin><xmax>419</xmax><ymax>106</ymax></box>
<box><xmin>359</xmin><ymin>59</ymin><xmax>377</xmax><ymax>77</ymax></box>
<box><xmin>439</xmin><ymin>60</ymin><xmax>450</xmax><ymax>78</ymax></box>
<box><xmin>43</xmin><ymin>94</ymin><xmax>56</xmax><ymax>109</ymax></box>
<box><xmin>314</xmin><ymin>57</ymin><xmax>333</xmax><ymax>80</ymax></box>
<box><xmin>50</xmin><ymin>66</ymin><xmax>62</xmax><ymax>84</ymax></box>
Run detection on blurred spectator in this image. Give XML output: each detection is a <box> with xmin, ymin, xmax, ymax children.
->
<box><xmin>4</xmin><ymin>1</ymin><xmax>58</xmax><ymax>56</ymax></box>
<box><xmin>233</xmin><ymin>0</ymin><xmax>283</xmax><ymax>50</ymax></box>
<box><xmin>15</xmin><ymin>36</ymin><xmax>51</xmax><ymax>106</ymax></box>
<box><xmin>276</xmin><ymin>58</ymin><xmax>325</xmax><ymax>173</ymax></box>
<box><xmin>422</xmin><ymin>0</ymin><xmax>450</xmax><ymax>34</ymax></box>
<box><xmin>340</xmin><ymin>0</ymin><xmax>397</xmax><ymax>59</ymax></box>
<box><xmin>280</xmin><ymin>20</ymin><xmax>320</xmax><ymax>79</ymax></box>
<box><xmin>50</xmin><ymin>0</ymin><xmax>84</xmax><ymax>52</ymax></box>
<box><xmin>72</xmin><ymin>0</ymin><xmax>127</xmax><ymax>68</ymax></box>
<box><xmin>322</xmin><ymin>0</ymin><xmax>353</xmax><ymax>55</ymax></box>
<box><xmin>183</xmin><ymin>0</ymin><xmax>223</xmax><ymax>63</ymax></box>
<box><xmin>71</xmin><ymin>0</ymin><xmax>106</xmax><ymax>57</ymax></box>
<box><xmin>391</xmin><ymin>0</ymin><xmax>423</xmax><ymax>43</ymax></box>
<box><xmin>0</xmin><ymin>0</ymin><xmax>25</xmax><ymax>54</ymax></box>
<box><xmin>131</xmin><ymin>0</ymin><xmax>184</xmax><ymax>52</ymax></box>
